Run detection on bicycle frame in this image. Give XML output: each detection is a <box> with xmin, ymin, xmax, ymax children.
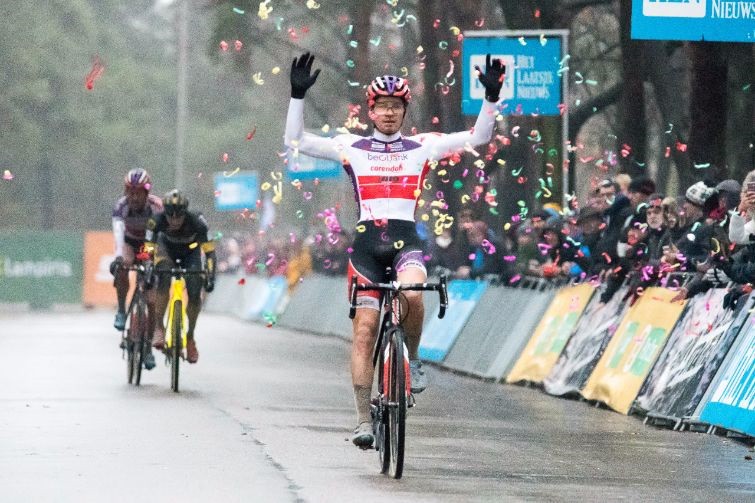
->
<box><xmin>349</xmin><ymin>274</ymin><xmax>448</xmax><ymax>478</ymax></box>
<box><xmin>165</xmin><ymin>275</ymin><xmax>188</xmax><ymax>351</ymax></box>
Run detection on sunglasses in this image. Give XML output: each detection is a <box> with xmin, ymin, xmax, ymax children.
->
<box><xmin>164</xmin><ymin>206</ymin><xmax>185</xmax><ymax>217</ymax></box>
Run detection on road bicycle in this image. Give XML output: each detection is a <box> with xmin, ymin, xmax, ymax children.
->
<box><xmin>118</xmin><ymin>262</ymin><xmax>151</xmax><ymax>386</ymax></box>
<box><xmin>349</xmin><ymin>273</ymin><xmax>448</xmax><ymax>479</ymax></box>
<box><xmin>162</xmin><ymin>260</ymin><xmax>205</xmax><ymax>393</ymax></box>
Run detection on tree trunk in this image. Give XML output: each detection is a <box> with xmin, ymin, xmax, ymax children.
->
<box><xmin>617</xmin><ymin>0</ymin><xmax>646</xmax><ymax>177</ymax></box>
<box><xmin>725</xmin><ymin>43</ymin><xmax>754</xmax><ymax>182</ymax></box>
<box><xmin>687</xmin><ymin>42</ymin><xmax>728</xmax><ymax>183</ymax></box>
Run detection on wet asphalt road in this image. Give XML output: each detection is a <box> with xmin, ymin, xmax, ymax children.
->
<box><xmin>1</xmin><ymin>310</ymin><xmax>753</xmax><ymax>503</ymax></box>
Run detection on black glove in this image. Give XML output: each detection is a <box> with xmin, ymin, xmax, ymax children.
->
<box><xmin>475</xmin><ymin>54</ymin><xmax>506</xmax><ymax>102</ymax></box>
<box><xmin>290</xmin><ymin>52</ymin><xmax>321</xmax><ymax>99</ymax></box>
<box><xmin>205</xmin><ymin>274</ymin><xmax>215</xmax><ymax>293</ymax></box>
<box><xmin>109</xmin><ymin>256</ymin><xmax>124</xmax><ymax>276</ymax></box>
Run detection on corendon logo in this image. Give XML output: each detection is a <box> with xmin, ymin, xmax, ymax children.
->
<box><xmin>370</xmin><ymin>164</ymin><xmax>404</xmax><ymax>172</ymax></box>
<box><xmin>643</xmin><ymin>0</ymin><xmax>707</xmax><ymax>18</ymax></box>
<box><xmin>367</xmin><ymin>153</ymin><xmax>408</xmax><ymax>161</ymax></box>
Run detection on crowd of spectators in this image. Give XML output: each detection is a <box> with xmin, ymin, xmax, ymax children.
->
<box><xmin>214</xmin><ymin>169</ymin><xmax>755</xmax><ymax>309</ymax></box>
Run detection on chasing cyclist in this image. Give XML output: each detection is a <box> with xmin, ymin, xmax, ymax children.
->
<box><xmin>144</xmin><ymin>189</ymin><xmax>216</xmax><ymax>364</ymax></box>
<box><xmin>111</xmin><ymin>168</ymin><xmax>163</xmax><ymax>370</ymax></box>
<box><xmin>284</xmin><ymin>52</ymin><xmax>504</xmax><ymax>447</ymax></box>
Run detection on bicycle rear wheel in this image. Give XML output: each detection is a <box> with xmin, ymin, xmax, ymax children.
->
<box><xmin>387</xmin><ymin>327</ymin><xmax>407</xmax><ymax>479</ymax></box>
<box><xmin>170</xmin><ymin>300</ymin><xmax>182</xmax><ymax>392</ymax></box>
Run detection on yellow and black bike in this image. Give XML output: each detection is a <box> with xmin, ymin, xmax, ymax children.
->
<box><xmin>162</xmin><ymin>259</ymin><xmax>205</xmax><ymax>392</ymax></box>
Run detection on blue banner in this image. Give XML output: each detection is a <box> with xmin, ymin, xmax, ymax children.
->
<box><xmin>214</xmin><ymin>171</ymin><xmax>259</xmax><ymax>211</ymax></box>
<box><xmin>462</xmin><ymin>33</ymin><xmax>563</xmax><ymax>116</ymax></box>
<box><xmin>699</xmin><ymin>315</ymin><xmax>755</xmax><ymax>436</ymax></box>
<box><xmin>419</xmin><ymin>280</ymin><xmax>488</xmax><ymax>362</ymax></box>
<box><xmin>631</xmin><ymin>0</ymin><xmax>755</xmax><ymax>42</ymax></box>
<box><xmin>286</xmin><ymin>151</ymin><xmax>342</xmax><ymax>180</ymax></box>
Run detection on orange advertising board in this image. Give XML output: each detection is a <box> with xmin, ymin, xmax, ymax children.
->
<box><xmin>82</xmin><ymin>231</ymin><xmax>133</xmax><ymax>307</ymax></box>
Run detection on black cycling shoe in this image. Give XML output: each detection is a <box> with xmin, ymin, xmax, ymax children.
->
<box><xmin>114</xmin><ymin>311</ymin><xmax>127</xmax><ymax>331</ymax></box>
<box><xmin>351</xmin><ymin>421</ymin><xmax>374</xmax><ymax>449</ymax></box>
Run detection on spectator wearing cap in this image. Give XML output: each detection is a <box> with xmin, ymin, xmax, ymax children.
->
<box><xmin>674</xmin><ymin>181</ymin><xmax>717</xmax><ymax>269</ymax></box>
<box><xmin>730</xmin><ymin>170</ymin><xmax>755</xmax><ymax>245</ymax></box>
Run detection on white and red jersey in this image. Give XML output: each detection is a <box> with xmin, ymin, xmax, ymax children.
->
<box><xmin>285</xmin><ymin>98</ymin><xmax>499</xmax><ymax>223</ymax></box>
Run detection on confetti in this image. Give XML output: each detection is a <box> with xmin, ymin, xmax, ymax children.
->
<box><xmin>246</xmin><ymin>126</ymin><xmax>257</xmax><ymax>140</ymax></box>
<box><xmin>518</xmin><ymin>37</ymin><xmax>527</xmax><ymax>46</ymax></box>
<box><xmin>306</xmin><ymin>0</ymin><xmax>320</xmax><ymax>9</ymax></box>
<box><xmin>272</xmin><ymin>66</ymin><xmax>281</xmax><ymax>74</ymax></box>
<box><xmin>234</xmin><ymin>40</ymin><xmax>243</xmax><ymax>51</ymax></box>
<box><xmin>223</xmin><ymin>167</ymin><xmax>240</xmax><ymax>177</ymax></box>
<box><xmin>394</xmin><ymin>240</ymin><xmax>405</xmax><ymax>249</ymax></box>
<box><xmin>233</xmin><ymin>7</ymin><xmax>245</xmax><ymax>14</ymax></box>
<box><xmin>219</xmin><ymin>40</ymin><xmax>229</xmax><ymax>51</ymax></box>
<box><xmin>370</xmin><ymin>36</ymin><xmax>382</xmax><ymax>46</ymax></box>
<box><xmin>84</xmin><ymin>56</ymin><xmax>105</xmax><ymax>90</ymax></box>
<box><xmin>540</xmin><ymin>33</ymin><xmax>547</xmax><ymax>46</ymax></box>
<box><xmin>3</xmin><ymin>170</ymin><xmax>14</xmax><ymax>180</ymax></box>
<box><xmin>238</xmin><ymin>278</ymin><xmax>246</xmax><ymax>285</ymax></box>
<box><xmin>258</xmin><ymin>0</ymin><xmax>273</xmax><ymax>20</ymax></box>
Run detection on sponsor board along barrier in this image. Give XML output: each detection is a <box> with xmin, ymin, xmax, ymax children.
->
<box><xmin>581</xmin><ymin>287</ymin><xmax>686</xmax><ymax>414</ymax></box>
<box><xmin>505</xmin><ymin>283</ymin><xmax>594</xmax><ymax>384</ymax></box>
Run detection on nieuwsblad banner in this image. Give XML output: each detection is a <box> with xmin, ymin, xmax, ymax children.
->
<box><xmin>0</xmin><ymin>230</ymin><xmax>83</xmax><ymax>308</ymax></box>
<box><xmin>544</xmin><ymin>285</ymin><xmax>631</xmax><ymax>396</ymax></box>
<box><xmin>635</xmin><ymin>289</ymin><xmax>739</xmax><ymax>420</ymax></box>
<box><xmin>505</xmin><ymin>283</ymin><xmax>594</xmax><ymax>384</ymax></box>
<box><xmin>699</xmin><ymin>300</ymin><xmax>755</xmax><ymax>437</ymax></box>
<box><xmin>581</xmin><ymin>287</ymin><xmax>686</xmax><ymax>414</ymax></box>
<box><xmin>419</xmin><ymin>280</ymin><xmax>488</xmax><ymax>362</ymax></box>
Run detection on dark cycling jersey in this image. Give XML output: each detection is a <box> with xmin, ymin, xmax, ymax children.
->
<box><xmin>145</xmin><ymin>211</ymin><xmax>211</xmax><ymax>259</ymax></box>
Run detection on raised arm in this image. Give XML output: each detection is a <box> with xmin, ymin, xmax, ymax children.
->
<box><xmin>421</xmin><ymin>54</ymin><xmax>505</xmax><ymax>158</ymax></box>
<box><xmin>284</xmin><ymin>52</ymin><xmax>341</xmax><ymax>161</ymax></box>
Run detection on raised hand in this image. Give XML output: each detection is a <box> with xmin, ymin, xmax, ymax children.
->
<box><xmin>475</xmin><ymin>54</ymin><xmax>505</xmax><ymax>102</ymax></box>
<box><xmin>290</xmin><ymin>52</ymin><xmax>321</xmax><ymax>99</ymax></box>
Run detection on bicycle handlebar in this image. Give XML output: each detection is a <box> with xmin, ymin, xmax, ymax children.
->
<box><xmin>349</xmin><ymin>275</ymin><xmax>448</xmax><ymax>320</ymax></box>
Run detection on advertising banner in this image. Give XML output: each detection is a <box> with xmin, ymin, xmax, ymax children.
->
<box><xmin>214</xmin><ymin>171</ymin><xmax>259</xmax><ymax>211</ymax></box>
<box><xmin>581</xmin><ymin>288</ymin><xmax>686</xmax><ymax>414</ymax></box>
<box><xmin>0</xmin><ymin>230</ymin><xmax>83</xmax><ymax>308</ymax></box>
<box><xmin>505</xmin><ymin>283</ymin><xmax>594</xmax><ymax>384</ymax></box>
<box><xmin>462</xmin><ymin>31</ymin><xmax>565</xmax><ymax>116</ymax></box>
<box><xmin>544</xmin><ymin>285</ymin><xmax>630</xmax><ymax>396</ymax></box>
<box><xmin>286</xmin><ymin>151</ymin><xmax>342</xmax><ymax>180</ymax></box>
<box><xmin>631</xmin><ymin>0</ymin><xmax>755</xmax><ymax>42</ymax></box>
<box><xmin>699</xmin><ymin>300</ymin><xmax>755</xmax><ymax>436</ymax></box>
<box><xmin>82</xmin><ymin>231</ymin><xmax>133</xmax><ymax>308</ymax></box>
<box><xmin>419</xmin><ymin>280</ymin><xmax>488</xmax><ymax>362</ymax></box>
<box><xmin>636</xmin><ymin>289</ymin><xmax>739</xmax><ymax>420</ymax></box>
<box><xmin>444</xmin><ymin>284</ymin><xmax>555</xmax><ymax>379</ymax></box>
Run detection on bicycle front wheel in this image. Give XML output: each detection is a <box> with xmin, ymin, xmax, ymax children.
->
<box><xmin>170</xmin><ymin>300</ymin><xmax>182</xmax><ymax>392</ymax></box>
<box><xmin>387</xmin><ymin>327</ymin><xmax>408</xmax><ymax>479</ymax></box>
<box><xmin>133</xmin><ymin>299</ymin><xmax>148</xmax><ymax>386</ymax></box>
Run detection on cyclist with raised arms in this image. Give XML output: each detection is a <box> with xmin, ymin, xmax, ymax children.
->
<box><xmin>285</xmin><ymin>52</ymin><xmax>505</xmax><ymax>448</ymax></box>
<box><xmin>111</xmin><ymin>168</ymin><xmax>163</xmax><ymax>370</ymax></box>
<box><xmin>144</xmin><ymin>189</ymin><xmax>216</xmax><ymax>364</ymax></box>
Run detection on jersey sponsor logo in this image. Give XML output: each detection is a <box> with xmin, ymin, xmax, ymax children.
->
<box><xmin>367</xmin><ymin>153</ymin><xmax>409</xmax><ymax>162</ymax></box>
<box><xmin>643</xmin><ymin>0</ymin><xmax>707</xmax><ymax>18</ymax></box>
<box><xmin>370</xmin><ymin>164</ymin><xmax>405</xmax><ymax>172</ymax></box>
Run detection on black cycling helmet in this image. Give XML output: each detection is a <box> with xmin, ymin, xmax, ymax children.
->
<box><xmin>163</xmin><ymin>189</ymin><xmax>188</xmax><ymax>216</ymax></box>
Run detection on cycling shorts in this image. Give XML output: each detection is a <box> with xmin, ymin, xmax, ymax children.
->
<box><xmin>347</xmin><ymin>219</ymin><xmax>427</xmax><ymax>311</ymax></box>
